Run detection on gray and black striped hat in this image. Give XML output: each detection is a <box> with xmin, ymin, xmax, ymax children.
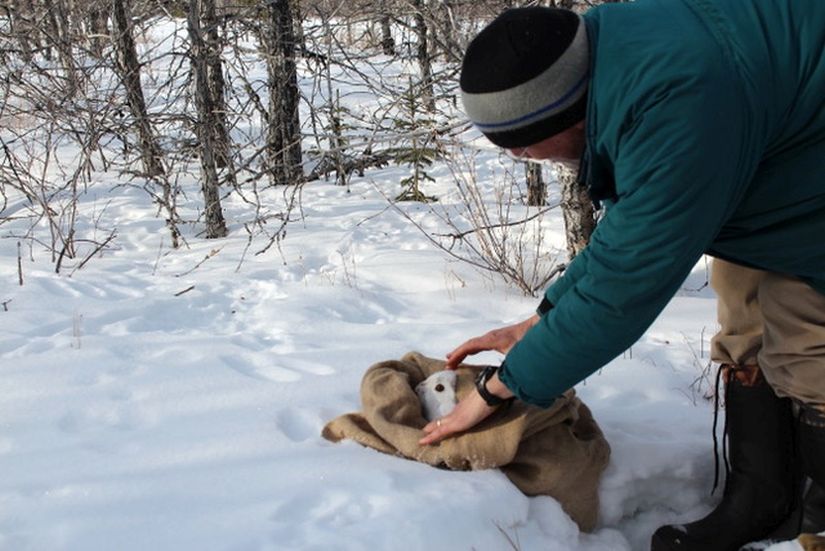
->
<box><xmin>460</xmin><ymin>7</ymin><xmax>589</xmax><ymax>149</ymax></box>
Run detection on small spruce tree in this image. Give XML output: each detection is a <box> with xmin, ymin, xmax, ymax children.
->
<box><xmin>392</xmin><ymin>78</ymin><xmax>438</xmax><ymax>202</ymax></box>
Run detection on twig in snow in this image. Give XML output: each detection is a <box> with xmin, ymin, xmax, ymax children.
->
<box><xmin>493</xmin><ymin>521</ymin><xmax>521</xmax><ymax>551</ymax></box>
<box><xmin>71</xmin><ymin>230</ymin><xmax>117</xmax><ymax>274</ymax></box>
<box><xmin>17</xmin><ymin>242</ymin><xmax>23</xmax><ymax>286</ymax></box>
<box><xmin>174</xmin><ymin>285</ymin><xmax>195</xmax><ymax>297</ymax></box>
<box><xmin>152</xmin><ymin>237</ymin><xmax>164</xmax><ymax>276</ymax></box>
<box><xmin>355</xmin><ymin>203</ymin><xmax>393</xmax><ymax>227</ymax></box>
<box><xmin>55</xmin><ymin>228</ymin><xmax>76</xmax><ymax>274</ymax></box>
<box><xmin>175</xmin><ymin>247</ymin><xmax>223</xmax><ymax>277</ymax></box>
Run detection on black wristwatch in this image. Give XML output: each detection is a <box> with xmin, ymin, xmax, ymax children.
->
<box><xmin>475</xmin><ymin>364</ymin><xmax>513</xmax><ymax>407</ymax></box>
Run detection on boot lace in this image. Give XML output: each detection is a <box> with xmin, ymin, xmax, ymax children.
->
<box><xmin>712</xmin><ymin>365</ymin><xmax>731</xmax><ymax>495</ymax></box>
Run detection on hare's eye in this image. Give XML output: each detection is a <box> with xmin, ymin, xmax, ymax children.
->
<box><xmin>435</xmin><ymin>384</ymin><xmax>445</xmax><ymax>392</ymax></box>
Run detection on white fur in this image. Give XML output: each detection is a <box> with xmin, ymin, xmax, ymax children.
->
<box><xmin>415</xmin><ymin>370</ymin><xmax>458</xmax><ymax>421</ymax></box>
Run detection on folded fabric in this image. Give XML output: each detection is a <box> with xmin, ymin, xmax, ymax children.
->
<box><xmin>798</xmin><ymin>533</ymin><xmax>825</xmax><ymax>551</ymax></box>
<box><xmin>322</xmin><ymin>351</ymin><xmax>611</xmax><ymax>531</ymax></box>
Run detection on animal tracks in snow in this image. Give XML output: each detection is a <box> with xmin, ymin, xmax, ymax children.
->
<box><xmin>57</xmin><ymin>397</ymin><xmax>154</xmax><ymax>434</ymax></box>
<box><xmin>0</xmin><ymin>438</ymin><xmax>14</xmax><ymax>456</ymax></box>
<box><xmin>274</xmin><ymin>408</ymin><xmax>321</xmax><ymax>443</ymax></box>
<box><xmin>222</xmin><ymin>354</ymin><xmax>335</xmax><ymax>383</ymax></box>
<box><xmin>222</xmin><ymin>354</ymin><xmax>302</xmax><ymax>383</ymax></box>
<box><xmin>278</xmin><ymin>357</ymin><xmax>335</xmax><ymax>376</ymax></box>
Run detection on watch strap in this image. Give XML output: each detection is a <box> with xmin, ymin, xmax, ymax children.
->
<box><xmin>537</xmin><ymin>297</ymin><xmax>553</xmax><ymax>316</ymax></box>
<box><xmin>475</xmin><ymin>364</ymin><xmax>513</xmax><ymax>407</ymax></box>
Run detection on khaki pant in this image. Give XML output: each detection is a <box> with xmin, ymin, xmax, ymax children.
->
<box><xmin>711</xmin><ymin>258</ymin><xmax>825</xmax><ymax>411</ymax></box>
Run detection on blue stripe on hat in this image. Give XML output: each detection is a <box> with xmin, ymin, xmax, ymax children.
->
<box><xmin>472</xmin><ymin>72</ymin><xmax>589</xmax><ymax>131</ymax></box>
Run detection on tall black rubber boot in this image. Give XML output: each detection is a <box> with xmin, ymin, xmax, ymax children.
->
<box><xmin>650</xmin><ymin>370</ymin><xmax>799</xmax><ymax>551</ymax></box>
<box><xmin>799</xmin><ymin>481</ymin><xmax>825</xmax><ymax>536</ymax></box>
<box><xmin>741</xmin><ymin>404</ymin><xmax>825</xmax><ymax>550</ymax></box>
<box><xmin>740</xmin><ymin>479</ymin><xmax>825</xmax><ymax>549</ymax></box>
<box><xmin>799</xmin><ymin>406</ymin><xmax>825</xmax><ymax>534</ymax></box>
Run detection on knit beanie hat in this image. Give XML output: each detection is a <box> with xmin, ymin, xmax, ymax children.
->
<box><xmin>460</xmin><ymin>7</ymin><xmax>589</xmax><ymax>149</ymax></box>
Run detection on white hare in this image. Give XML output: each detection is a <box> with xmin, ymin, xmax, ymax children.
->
<box><xmin>415</xmin><ymin>370</ymin><xmax>458</xmax><ymax>421</ymax></box>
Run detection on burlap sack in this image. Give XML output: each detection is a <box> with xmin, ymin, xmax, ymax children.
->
<box><xmin>322</xmin><ymin>351</ymin><xmax>611</xmax><ymax>531</ymax></box>
<box><xmin>799</xmin><ymin>533</ymin><xmax>825</xmax><ymax>551</ymax></box>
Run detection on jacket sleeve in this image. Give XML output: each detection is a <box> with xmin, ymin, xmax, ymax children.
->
<box><xmin>544</xmin><ymin>245</ymin><xmax>590</xmax><ymax>308</ymax></box>
<box><xmin>500</xmin><ymin>82</ymin><xmax>760</xmax><ymax>407</ymax></box>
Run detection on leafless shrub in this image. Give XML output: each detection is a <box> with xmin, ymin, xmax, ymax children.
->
<box><xmin>386</xmin><ymin>144</ymin><xmax>566</xmax><ymax>297</ymax></box>
<box><xmin>0</xmin><ymin>0</ymin><xmax>609</xmax><ymax>277</ymax></box>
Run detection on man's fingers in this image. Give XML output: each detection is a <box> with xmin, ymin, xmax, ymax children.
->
<box><xmin>445</xmin><ymin>348</ymin><xmax>465</xmax><ymax>370</ymax></box>
<box><xmin>447</xmin><ymin>340</ymin><xmax>476</xmax><ymax>359</ymax></box>
<box><xmin>444</xmin><ymin>351</ymin><xmax>465</xmax><ymax>370</ymax></box>
<box><xmin>420</xmin><ymin>392</ymin><xmax>499</xmax><ymax>446</ymax></box>
<box><xmin>419</xmin><ymin>418</ymin><xmax>453</xmax><ymax>445</ymax></box>
<box><xmin>421</xmin><ymin>419</ymin><xmax>438</xmax><ymax>434</ymax></box>
<box><xmin>445</xmin><ymin>337</ymin><xmax>489</xmax><ymax>369</ymax></box>
<box><xmin>447</xmin><ymin>317</ymin><xmax>536</xmax><ymax>369</ymax></box>
<box><xmin>418</xmin><ymin>430</ymin><xmax>440</xmax><ymax>445</ymax></box>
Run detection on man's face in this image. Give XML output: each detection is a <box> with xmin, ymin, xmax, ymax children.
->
<box><xmin>507</xmin><ymin>120</ymin><xmax>586</xmax><ymax>165</ymax></box>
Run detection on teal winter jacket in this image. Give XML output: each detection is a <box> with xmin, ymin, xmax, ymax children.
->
<box><xmin>500</xmin><ymin>0</ymin><xmax>825</xmax><ymax>407</ymax></box>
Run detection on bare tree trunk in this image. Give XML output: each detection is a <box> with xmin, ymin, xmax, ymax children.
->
<box><xmin>525</xmin><ymin>162</ymin><xmax>545</xmax><ymax>207</ymax></box>
<box><xmin>556</xmin><ymin>162</ymin><xmax>595</xmax><ymax>258</ymax></box>
<box><xmin>112</xmin><ymin>0</ymin><xmax>163</xmax><ymax>179</ymax></box>
<box><xmin>43</xmin><ymin>0</ymin><xmax>78</xmax><ymax>94</ymax></box>
<box><xmin>429</xmin><ymin>0</ymin><xmax>460</xmax><ymax>61</ymax></box>
<box><xmin>112</xmin><ymin>0</ymin><xmax>180</xmax><ymax>247</ymax></box>
<box><xmin>201</xmin><ymin>0</ymin><xmax>233</xmax><ymax>176</ymax></box>
<box><xmin>290</xmin><ymin>0</ymin><xmax>305</xmax><ymax>54</ymax></box>
<box><xmin>412</xmin><ymin>0</ymin><xmax>435</xmax><ymax>112</ymax></box>
<box><xmin>330</xmin><ymin>89</ymin><xmax>347</xmax><ymax>186</ymax></box>
<box><xmin>7</xmin><ymin>0</ymin><xmax>35</xmax><ymax>62</ymax></box>
<box><xmin>188</xmin><ymin>0</ymin><xmax>228</xmax><ymax>238</ymax></box>
<box><xmin>87</xmin><ymin>1</ymin><xmax>108</xmax><ymax>56</ymax></box>
<box><xmin>264</xmin><ymin>0</ymin><xmax>303</xmax><ymax>186</ymax></box>
<box><xmin>379</xmin><ymin>1</ymin><xmax>394</xmax><ymax>55</ymax></box>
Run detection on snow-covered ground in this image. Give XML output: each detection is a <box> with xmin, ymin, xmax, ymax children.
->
<box><xmin>1</xmin><ymin>168</ymin><xmax>799</xmax><ymax>551</ymax></box>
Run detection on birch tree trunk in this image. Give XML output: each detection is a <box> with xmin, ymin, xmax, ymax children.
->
<box><xmin>188</xmin><ymin>0</ymin><xmax>228</xmax><ymax>238</ymax></box>
<box><xmin>556</xmin><ymin>162</ymin><xmax>595</xmax><ymax>258</ymax></box>
<box><xmin>412</xmin><ymin>0</ymin><xmax>435</xmax><ymax>112</ymax></box>
<box><xmin>525</xmin><ymin>162</ymin><xmax>545</xmax><ymax>207</ymax></box>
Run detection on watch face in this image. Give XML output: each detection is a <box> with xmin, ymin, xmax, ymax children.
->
<box><xmin>474</xmin><ymin>367</ymin><xmax>487</xmax><ymax>387</ymax></box>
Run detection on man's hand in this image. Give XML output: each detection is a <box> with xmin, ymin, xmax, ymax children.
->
<box><xmin>445</xmin><ymin>314</ymin><xmax>540</xmax><ymax>370</ymax></box>
<box><xmin>419</xmin><ymin>390</ymin><xmax>495</xmax><ymax>445</ymax></box>
<box><xmin>418</xmin><ymin>372</ymin><xmax>514</xmax><ymax>445</ymax></box>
